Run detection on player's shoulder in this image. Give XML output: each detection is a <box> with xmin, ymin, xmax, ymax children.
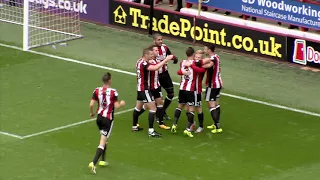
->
<box><xmin>142</xmin><ymin>60</ymin><xmax>149</xmax><ymax>66</ymax></box>
<box><xmin>108</xmin><ymin>88</ymin><xmax>118</xmax><ymax>96</ymax></box>
<box><xmin>136</xmin><ymin>58</ymin><xmax>143</xmax><ymax>64</ymax></box>
<box><xmin>93</xmin><ymin>87</ymin><xmax>101</xmax><ymax>92</ymax></box>
<box><xmin>211</xmin><ymin>54</ymin><xmax>220</xmax><ymax>59</ymax></box>
<box><xmin>161</xmin><ymin>43</ymin><xmax>167</xmax><ymax>47</ymax></box>
<box><xmin>210</xmin><ymin>55</ymin><xmax>220</xmax><ymax>62</ymax></box>
<box><xmin>182</xmin><ymin>59</ymin><xmax>193</xmax><ymax>63</ymax></box>
<box><xmin>149</xmin><ymin>59</ymin><xmax>157</xmax><ymax>64</ymax></box>
<box><xmin>137</xmin><ymin>59</ymin><xmax>147</xmax><ymax>66</ymax></box>
<box><xmin>93</xmin><ymin>87</ymin><xmax>103</xmax><ymax>95</ymax></box>
<box><xmin>110</xmin><ymin>88</ymin><xmax>118</xmax><ymax>93</ymax></box>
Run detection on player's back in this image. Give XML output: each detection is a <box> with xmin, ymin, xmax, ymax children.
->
<box><xmin>206</xmin><ymin>54</ymin><xmax>222</xmax><ymax>88</ymax></box>
<box><xmin>136</xmin><ymin>58</ymin><xmax>150</xmax><ymax>91</ymax></box>
<box><xmin>93</xmin><ymin>87</ymin><xmax>118</xmax><ymax>120</ymax></box>
<box><xmin>179</xmin><ymin>60</ymin><xmax>197</xmax><ymax>91</ymax></box>
<box><xmin>149</xmin><ymin>59</ymin><xmax>160</xmax><ymax>90</ymax></box>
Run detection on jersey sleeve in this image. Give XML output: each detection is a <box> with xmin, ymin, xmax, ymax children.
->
<box><xmin>92</xmin><ymin>89</ymin><xmax>98</xmax><ymax>101</ymax></box>
<box><xmin>113</xmin><ymin>90</ymin><xmax>118</xmax><ymax>102</ymax></box>
<box><xmin>166</xmin><ymin>46</ymin><xmax>178</xmax><ymax>63</ymax></box>
<box><xmin>142</xmin><ymin>61</ymin><xmax>150</xmax><ymax>70</ymax></box>
<box><xmin>167</xmin><ymin>48</ymin><xmax>172</xmax><ymax>55</ymax></box>
<box><xmin>164</xmin><ymin>45</ymin><xmax>172</xmax><ymax>55</ymax></box>
<box><xmin>209</xmin><ymin>56</ymin><xmax>216</xmax><ymax>67</ymax></box>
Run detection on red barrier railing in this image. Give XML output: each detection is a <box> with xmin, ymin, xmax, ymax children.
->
<box><xmin>185</xmin><ymin>0</ymin><xmax>320</xmax><ymax>32</ymax></box>
<box><xmin>303</xmin><ymin>0</ymin><xmax>320</xmax><ymax>5</ymax></box>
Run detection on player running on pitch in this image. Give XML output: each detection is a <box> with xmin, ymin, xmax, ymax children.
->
<box><xmin>153</xmin><ymin>33</ymin><xmax>178</xmax><ymax>120</ymax></box>
<box><xmin>171</xmin><ymin>47</ymin><xmax>206</xmax><ymax>137</ymax></box>
<box><xmin>202</xmin><ymin>45</ymin><xmax>223</xmax><ymax>134</ymax></box>
<box><xmin>132</xmin><ymin>47</ymin><xmax>173</xmax><ymax>137</ymax></box>
<box><xmin>88</xmin><ymin>72</ymin><xmax>126</xmax><ymax>174</ymax></box>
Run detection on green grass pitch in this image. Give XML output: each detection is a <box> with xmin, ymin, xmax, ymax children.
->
<box><xmin>1</xmin><ymin>22</ymin><xmax>320</xmax><ymax>180</ymax></box>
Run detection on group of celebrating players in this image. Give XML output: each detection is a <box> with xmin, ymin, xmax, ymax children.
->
<box><xmin>87</xmin><ymin>33</ymin><xmax>223</xmax><ymax>174</ymax></box>
<box><xmin>133</xmin><ymin>33</ymin><xmax>223</xmax><ymax>138</ymax></box>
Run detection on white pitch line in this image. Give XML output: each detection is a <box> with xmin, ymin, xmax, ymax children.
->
<box><xmin>0</xmin><ymin>43</ymin><xmax>136</xmax><ymax>77</ymax></box>
<box><xmin>21</xmin><ymin>108</ymin><xmax>134</xmax><ymax>139</ymax></box>
<box><xmin>0</xmin><ymin>131</ymin><xmax>23</xmax><ymax>139</ymax></box>
<box><xmin>223</xmin><ymin>93</ymin><xmax>320</xmax><ymax>117</ymax></box>
<box><xmin>21</xmin><ymin>97</ymin><xmax>179</xmax><ymax>139</ymax></box>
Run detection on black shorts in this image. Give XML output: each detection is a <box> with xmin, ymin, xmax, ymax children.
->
<box><xmin>151</xmin><ymin>87</ymin><xmax>162</xmax><ymax>99</ymax></box>
<box><xmin>178</xmin><ymin>90</ymin><xmax>198</xmax><ymax>106</ymax></box>
<box><xmin>159</xmin><ymin>71</ymin><xmax>174</xmax><ymax>94</ymax></box>
<box><xmin>137</xmin><ymin>90</ymin><xmax>154</xmax><ymax>103</ymax></box>
<box><xmin>195</xmin><ymin>93</ymin><xmax>202</xmax><ymax>107</ymax></box>
<box><xmin>96</xmin><ymin>114</ymin><xmax>114</xmax><ymax>137</ymax></box>
<box><xmin>205</xmin><ymin>87</ymin><xmax>221</xmax><ymax>101</ymax></box>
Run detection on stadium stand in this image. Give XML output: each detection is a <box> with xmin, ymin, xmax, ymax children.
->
<box><xmin>145</xmin><ymin>0</ymin><xmax>319</xmax><ymax>33</ymax></box>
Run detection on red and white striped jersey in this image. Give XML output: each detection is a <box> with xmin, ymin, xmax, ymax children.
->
<box><xmin>156</xmin><ymin>44</ymin><xmax>172</xmax><ymax>74</ymax></box>
<box><xmin>136</xmin><ymin>58</ymin><xmax>150</xmax><ymax>91</ymax></box>
<box><xmin>206</xmin><ymin>54</ymin><xmax>223</xmax><ymax>88</ymax></box>
<box><xmin>179</xmin><ymin>60</ymin><xmax>198</xmax><ymax>92</ymax></box>
<box><xmin>196</xmin><ymin>68</ymin><xmax>205</xmax><ymax>94</ymax></box>
<box><xmin>149</xmin><ymin>59</ymin><xmax>160</xmax><ymax>90</ymax></box>
<box><xmin>92</xmin><ymin>87</ymin><xmax>118</xmax><ymax>120</ymax></box>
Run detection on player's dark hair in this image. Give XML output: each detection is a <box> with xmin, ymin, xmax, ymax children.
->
<box><xmin>207</xmin><ymin>44</ymin><xmax>215</xmax><ymax>52</ymax></box>
<box><xmin>102</xmin><ymin>72</ymin><xmax>111</xmax><ymax>83</ymax></box>
<box><xmin>153</xmin><ymin>33</ymin><xmax>162</xmax><ymax>40</ymax></box>
<box><xmin>186</xmin><ymin>47</ymin><xmax>195</xmax><ymax>57</ymax></box>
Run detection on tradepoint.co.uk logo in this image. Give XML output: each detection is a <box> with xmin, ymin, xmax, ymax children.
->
<box><xmin>113</xmin><ymin>6</ymin><xmax>127</xmax><ymax>25</ymax></box>
<box><xmin>293</xmin><ymin>39</ymin><xmax>320</xmax><ymax>65</ymax></box>
<box><xmin>29</xmin><ymin>0</ymin><xmax>87</xmax><ymax>14</ymax></box>
<box><xmin>112</xmin><ymin>4</ymin><xmax>283</xmax><ymax>59</ymax></box>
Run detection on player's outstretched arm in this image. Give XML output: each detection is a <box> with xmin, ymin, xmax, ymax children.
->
<box><xmin>166</xmin><ymin>47</ymin><xmax>178</xmax><ymax>64</ymax></box>
<box><xmin>202</xmin><ymin>58</ymin><xmax>212</xmax><ymax>65</ymax></box>
<box><xmin>147</xmin><ymin>55</ymin><xmax>174</xmax><ymax>71</ymax></box>
<box><xmin>164</xmin><ymin>54</ymin><xmax>174</xmax><ymax>62</ymax></box>
<box><xmin>114</xmin><ymin>100</ymin><xmax>126</xmax><ymax>110</ymax></box>
<box><xmin>191</xmin><ymin>65</ymin><xmax>206</xmax><ymax>73</ymax></box>
<box><xmin>202</xmin><ymin>61</ymin><xmax>214</xmax><ymax>68</ymax></box>
<box><xmin>89</xmin><ymin>99</ymin><xmax>97</xmax><ymax>117</ymax></box>
<box><xmin>190</xmin><ymin>61</ymin><xmax>206</xmax><ymax>73</ymax></box>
